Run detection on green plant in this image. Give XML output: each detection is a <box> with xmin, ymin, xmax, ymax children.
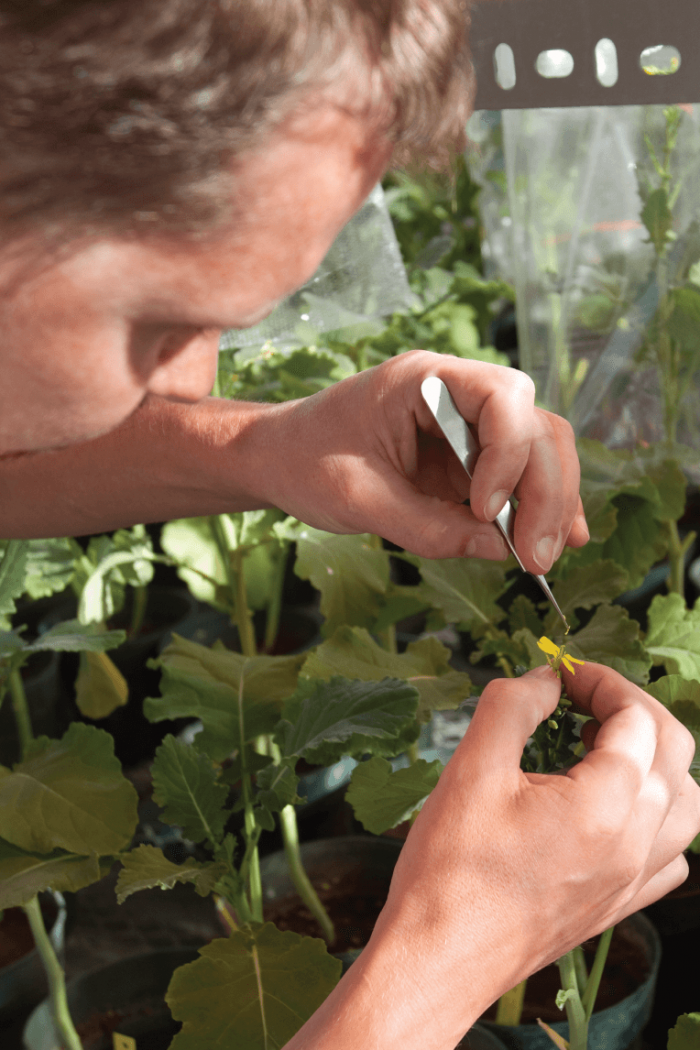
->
<box><xmin>0</xmin><ymin>539</ymin><xmax>139</xmax><ymax>1050</ymax></box>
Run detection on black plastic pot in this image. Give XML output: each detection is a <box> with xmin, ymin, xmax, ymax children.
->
<box><xmin>478</xmin><ymin>912</ymin><xmax>661</xmax><ymax>1050</ymax></box>
<box><xmin>23</xmin><ymin>948</ymin><xmax>199</xmax><ymax>1050</ymax></box>
<box><xmin>0</xmin><ymin>892</ymin><xmax>66</xmax><ymax>1047</ymax></box>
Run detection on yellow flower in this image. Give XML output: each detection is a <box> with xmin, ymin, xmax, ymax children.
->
<box><xmin>537</xmin><ymin>636</ymin><xmax>586</xmax><ymax>675</ymax></box>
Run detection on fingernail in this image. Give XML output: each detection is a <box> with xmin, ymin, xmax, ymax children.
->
<box><xmin>466</xmin><ymin>534</ymin><xmax>508</xmax><ymax>560</ymax></box>
<box><xmin>534</xmin><ymin>535</ymin><xmax>556</xmax><ymax>573</ymax></box>
<box><xmin>526</xmin><ymin>665</ymin><xmax>556</xmax><ymax>679</ymax></box>
<box><xmin>485</xmin><ymin>489</ymin><xmax>509</xmax><ymax>522</ymax></box>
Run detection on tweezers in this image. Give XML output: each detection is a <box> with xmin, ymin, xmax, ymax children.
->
<box><xmin>421</xmin><ymin>376</ymin><xmax>569</xmax><ymax>634</ymax></box>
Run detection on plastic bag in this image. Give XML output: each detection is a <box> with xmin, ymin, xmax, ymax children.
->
<box><xmin>467</xmin><ymin>105</ymin><xmax>700</xmax><ymax>477</ymax></box>
<box><xmin>219</xmin><ymin>182</ymin><xmax>414</xmax><ymax>352</ymax></box>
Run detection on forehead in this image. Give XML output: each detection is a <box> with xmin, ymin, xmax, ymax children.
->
<box><xmin>0</xmin><ymin>104</ymin><xmax>391</xmax><ymax>328</ymax></box>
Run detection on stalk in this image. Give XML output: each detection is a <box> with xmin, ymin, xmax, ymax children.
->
<box><xmin>495</xmin><ymin>979</ymin><xmax>527</xmax><ymax>1025</ymax></box>
<box><xmin>237</xmin><ymin>665</ymin><xmax>263</xmax><ymax>922</ymax></box>
<box><xmin>580</xmin><ymin>926</ymin><xmax>614</xmax><ymax>1022</ymax></box>
<box><xmin>278</xmin><ymin>804</ymin><xmax>335</xmax><ymax>944</ymax></box>
<box><xmin>266</xmin><ymin>738</ymin><xmax>335</xmax><ymax>942</ymax></box>
<box><xmin>233</xmin><ymin>547</ymin><xmax>257</xmax><ymax>659</ymax></box>
<box><xmin>9</xmin><ymin>666</ymin><xmax>33</xmax><ymax>759</ymax></box>
<box><xmin>129</xmin><ymin>585</ymin><xmax>148</xmax><ymax>637</ymax></box>
<box><xmin>263</xmin><ymin>545</ymin><xmax>287</xmax><ymax>653</ymax></box>
<box><xmin>556</xmin><ymin>950</ymin><xmax>589</xmax><ymax>1050</ymax></box>
<box><xmin>23</xmin><ymin>896</ymin><xmax>83</xmax><ymax>1050</ymax></box>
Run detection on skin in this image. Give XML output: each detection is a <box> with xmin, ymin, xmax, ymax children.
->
<box><xmin>1</xmin><ymin>99</ymin><xmax>698</xmax><ymax>1050</ymax></box>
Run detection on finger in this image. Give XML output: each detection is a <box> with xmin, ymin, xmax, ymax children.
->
<box><xmin>638</xmin><ymin>773</ymin><xmax>700</xmax><ymax>879</ymax></box>
<box><xmin>566</xmin><ymin>496</ymin><xmax>590</xmax><ymax>549</ymax></box>
<box><xmin>562</xmin><ymin>663</ymin><xmax>694</xmax><ymax>832</ymax></box>
<box><xmin>347</xmin><ymin>463</ymin><xmax>510</xmax><ymax>560</ymax></box>
<box><xmin>579</xmin><ymin>718</ymin><xmax>601</xmax><ymax>752</ymax></box>
<box><xmin>620</xmin><ymin>853</ymin><xmax>690</xmax><ymax>916</ymax></box>
<box><xmin>456</xmin><ymin>665</ymin><xmax>562</xmax><ymax>782</ymax></box>
<box><xmin>511</xmin><ymin>412</ymin><xmax>581</xmax><ymax>574</ymax></box>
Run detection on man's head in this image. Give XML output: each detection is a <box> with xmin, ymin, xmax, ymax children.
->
<box><xmin>0</xmin><ymin>0</ymin><xmax>474</xmax><ymax>455</ymax></box>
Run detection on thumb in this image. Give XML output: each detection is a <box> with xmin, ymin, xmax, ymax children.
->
<box><xmin>460</xmin><ymin>666</ymin><xmax>562</xmax><ymax>779</ymax></box>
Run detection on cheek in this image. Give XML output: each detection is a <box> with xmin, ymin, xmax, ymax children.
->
<box><xmin>0</xmin><ymin>325</ymin><xmax>148</xmax><ymax>454</ymax></box>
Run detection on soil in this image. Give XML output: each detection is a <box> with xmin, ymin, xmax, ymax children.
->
<box><xmin>261</xmin><ymin>864</ymin><xmax>391</xmax><ymax>953</ymax></box>
<box><xmin>62</xmin><ymin>999</ymin><xmax>180</xmax><ymax>1050</ymax></box>
<box><xmin>0</xmin><ymin>896</ymin><xmax>57</xmax><ymax>969</ymax></box>
<box><xmin>479</xmin><ymin>918</ymin><xmax>652</xmax><ymax>1024</ymax></box>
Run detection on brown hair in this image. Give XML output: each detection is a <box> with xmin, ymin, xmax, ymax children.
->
<box><xmin>0</xmin><ymin>0</ymin><xmax>474</xmax><ymax>247</ymax></box>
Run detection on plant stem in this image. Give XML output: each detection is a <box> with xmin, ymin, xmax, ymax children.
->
<box><xmin>557</xmin><ymin>950</ymin><xmax>588</xmax><ymax>1050</ymax></box>
<box><xmin>666</xmin><ymin>520</ymin><xmax>696</xmax><ymax>598</ymax></box>
<box><xmin>495</xmin><ymin>979</ymin><xmax>527</xmax><ymax>1025</ymax></box>
<box><xmin>9</xmin><ymin>665</ymin><xmax>33</xmax><ymax>759</ymax></box>
<box><xmin>581</xmin><ymin>926</ymin><xmax>614</xmax><ymax>1022</ymax></box>
<box><xmin>129</xmin><ymin>585</ymin><xmax>148</xmax><ymax>637</ymax></box>
<box><xmin>233</xmin><ymin>547</ymin><xmax>258</xmax><ymax>658</ymax></box>
<box><xmin>263</xmin><ymin>545</ymin><xmax>287</xmax><ymax>653</ymax></box>
<box><xmin>278</xmin><ymin>803</ymin><xmax>336</xmax><ymax>944</ymax></box>
<box><xmin>237</xmin><ymin>665</ymin><xmax>263</xmax><ymax>922</ymax></box>
<box><xmin>23</xmin><ymin>896</ymin><xmax>82</xmax><ymax>1050</ymax></box>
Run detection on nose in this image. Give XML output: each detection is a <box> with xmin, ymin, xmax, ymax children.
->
<box><xmin>145</xmin><ymin>327</ymin><xmax>222</xmax><ymax>402</ymax></box>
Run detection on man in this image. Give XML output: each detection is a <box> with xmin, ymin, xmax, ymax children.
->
<box><xmin>1</xmin><ymin>3</ymin><xmax>698</xmax><ymax>1047</ymax></box>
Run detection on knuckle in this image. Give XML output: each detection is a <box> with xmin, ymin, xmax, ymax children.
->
<box><xmin>508</xmin><ymin>369</ymin><xmax>536</xmax><ymax>402</ymax></box>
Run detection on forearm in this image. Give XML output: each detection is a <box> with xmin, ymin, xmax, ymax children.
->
<box><xmin>0</xmin><ymin>395</ymin><xmax>280</xmax><ymax>538</ymax></box>
<box><xmin>283</xmin><ymin>925</ymin><xmax>481</xmax><ymax>1050</ymax></box>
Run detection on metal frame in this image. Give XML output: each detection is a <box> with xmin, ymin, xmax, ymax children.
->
<box><xmin>470</xmin><ymin>0</ymin><xmax>700</xmax><ymax>109</ymax></box>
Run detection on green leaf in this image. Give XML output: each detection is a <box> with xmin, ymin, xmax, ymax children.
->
<box><xmin>254</xmin><ymin>761</ymin><xmax>302</xmax><ymax>812</ymax></box>
<box><xmin>646</xmin><ymin>675</ymin><xmax>700</xmax><ymax>715</ymax></box>
<box><xmin>551</xmin><ymin>561</ymin><xmax>629</xmax><ymax>620</ymax></box>
<box><xmin>75</xmin><ymin>650</ymin><xmax>128</xmax><ymax>719</ymax></box>
<box><xmin>508</xmin><ymin>595</ymin><xmax>544</xmax><ymax>637</ymax></box>
<box><xmin>667</xmin><ymin>1013</ymin><xmax>700</xmax><ymax>1050</ymax></box>
<box><xmin>115</xmin><ymin>844</ymin><xmax>225</xmax><ymax>904</ymax></box>
<box><xmin>645</xmin><ymin>676</ymin><xmax>700</xmax><ymax>782</ymax></box>
<box><xmin>567</xmin><ymin>605</ymin><xmax>652</xmax><ymax>684</ymax></box>
<box><xmin>28</xmin><ymin>620</ymin><xmax>126</xmax><ymax>653</ymax></box>
<box><xmin>405</xmin><ymin>555</ymin><xmax>510</xmax><ymax>634</ymax></box>
<box><xmin>346</xmin><ymin>756</ymin><xmax>442</xmax><ymax>834</ymax></box>
<box><xmin>145</xmin><ymin>635</ymin><xmax>303</xmax><ymax>761</ymax></box>
<box><xmin>293</xmin><ymin>529</ymin><xmax>390</xmax><ymax>636</ymax></box>
<box><xmin>161</xmin><ymin>517</ymin><xmax>225</xmax><ymax>607</ymax></box>
<box><xmin>302</xmin><ymin>626</ymin><xmax>472</xmax><ymax>722</ymax></box>
<box><xmin>668</xmin><ymin>287</ymin><xmax>700</xmax><ymax>351</ymax></box>
<box><xmin>0</xmin><ymin>723</ymin><xmax>138</xmax><ymax>855</ymax></box>
<box><xmin>75</xmin><ymin>527</ymin><xmax>156</xmax><ymax>624</ymax></box>
<box><xmin>278</xmin><ymin>676</ymin><xmax>420</xmax><ymax>766</ymax></box>
<box><xmin>0</xmin><ymin>541</ymin><xmax>29</xmax><ymax>630</ymax></box>
<box><xmin>641</xmin><ymin>187</ymin><xmax>673</xmax><ymax>255</ymax></box>
<box><xmin>645</xmin><ymin>596</ymin><xmax>700</xmax><ymax>679</ymax></box>
<box><xmin>151</xmin><ymin>735</ymin><xmax>229</xmax><ymax>845</ymax></box>
<box><xmin>601</xmin><ymin>497</ymin><xmax>665</xmax><ymax>591</ymax></box>
<box><xmin>166</xmin><ymin>922</ymin><xmax>341</xmax><ymax>1050</ymax></box>
<box><xmin>23</xmin><ymin>537</ymin><xmax>79</xmax><ymax>600</ymax></box>
<box><xmin>0</xmin><ymin>838</ymin><xmax>112</xmax><ymax>908</ymax></box>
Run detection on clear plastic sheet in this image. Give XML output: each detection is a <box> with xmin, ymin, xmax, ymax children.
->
<box><xmin>466</xmin><ymin>106</ymin><xmax>700</xmax><ymax>477</ymax></box>
<box><xmin>219</xmin><ymin>182</ymin><xmax>414</xmax><ymax>352</ymax></box>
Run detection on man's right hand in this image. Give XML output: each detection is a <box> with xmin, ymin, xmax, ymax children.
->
<box><xmin>360</xmin><ymin>661</ymin><xmax>700</xmax><ymax>1046</ymax></box>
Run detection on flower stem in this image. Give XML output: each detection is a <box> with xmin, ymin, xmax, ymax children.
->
<box><xmin>9</xmin><ymin>665</ymin><xmax>33</xmax><ymax>759</ymax></box>
<box><xmin>23</xmin><ymin>896</ymin><xmax>82</xmax><ymax>1050</ymax></box>
<box><xmin>237</xmin><ymin>664</ymin><xmax>263</xmax><ymax>922</ymax></box>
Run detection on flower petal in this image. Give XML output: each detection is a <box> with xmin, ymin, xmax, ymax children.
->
<box><xmin>537</xmin><ymin>636</ymin><xmax>561</xmax><ymax>657</ymax></box>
